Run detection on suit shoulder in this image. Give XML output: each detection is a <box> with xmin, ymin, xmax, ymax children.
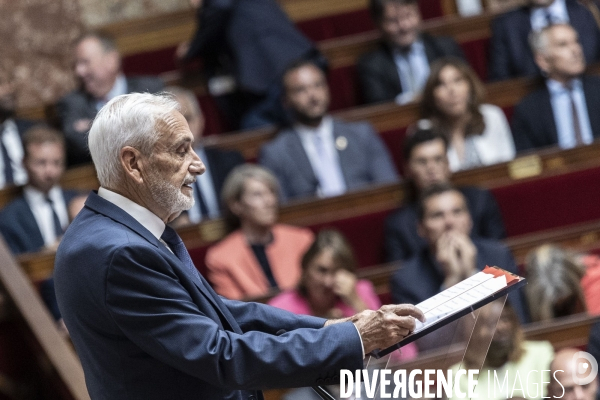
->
<box><xmin>260</xmin><ymin>128</ymin><xmax>296</xmax><ymax>151</ymax></box>
<box><xmin>127</xmin><ymin>76</ymin><xmax>164</xmax><ymax>93</ymax></box>
<box><xmin>273</xmin><ymin>224</ymin><xmax>314</xmax><ymax>241</ymax></box>
<box><xmin>473</xmin><ymin>237</ymin><xmax>511</xmax><ymax>256</ymax></box>
<box><xmin>492</xmin><ymin>6</ymin><xmax>527</xmax><ymax>25</ymax></box>
<box><xmin>57</xmin><ymin>89</ymin><xmax>87</xmax><ymax>106</ymax></box>
<box><xmin>583</xmin><ymin>75</ymin><xmax>600</xmax><ymax>88</ymax></box>
<box><xmin>0</xmin><ymin>196</ymin><xmax>28</xmax><ymax>218</ymax></box>
<box><xmin>334</xmin><ymin>118</ymin><xmax>375</xmax><ymax>135</ymax></box>
<box><xmin>357</xmin><ymin>44</ymin><xmax>389</xmax><ymax>68</ymax></box>
<box><xmin>515</xmin><ymin>85</ymin><xmax>548</xmax><ymax>109</ymax></box>
<box><xmin>385</xmin><ymin>206</ymin><xmax>414</xmax><ymax>227</ymax></box>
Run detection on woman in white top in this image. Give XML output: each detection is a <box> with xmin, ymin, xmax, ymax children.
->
<box><xmin>420</xmin><ymin>57</ymin><xmax>516</xmax><ymax>171</ymax></box>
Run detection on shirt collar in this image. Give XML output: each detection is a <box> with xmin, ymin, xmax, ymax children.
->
<box><xmin>393</xmin><ymin>38</ymin><xmax>424</xmax><ymax>56</ymax></box>
<box><xmin>98</xmin><ymin>187</ymin><xmax>165</xmax><ymax>240</ymax></box>
<box><xmin>24</xmin><ymin>184</ymin><xmax>61</xmax><ymax>203</ymax></box>
<box><xmin>104</xmin><ymin>74</ymin><xmax>127</xmax><ymax>101</ymax></box>
<box><xmin>546</xmin><ymin>77</ymin><xmax>582</xmax><ymax>94</ymax></box>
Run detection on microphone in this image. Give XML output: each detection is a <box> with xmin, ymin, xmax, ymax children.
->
<box><xmin>276</xmin><ymin>329</ymin><xmax>336</xmax><ymax>400</ymax></box>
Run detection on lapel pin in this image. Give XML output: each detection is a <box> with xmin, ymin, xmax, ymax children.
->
<box><xmin>335</xmin><ymin>136</ymin><xmax>348</xmax><ymax>151</ymax></box>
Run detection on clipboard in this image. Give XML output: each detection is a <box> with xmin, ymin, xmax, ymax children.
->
<box><xmin>372</xmin><ymin>266</ymin><xmax>526</xmax><ymax>359</ymax></box>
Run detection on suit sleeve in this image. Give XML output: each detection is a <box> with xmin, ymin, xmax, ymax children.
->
<box><xmin>184</xmin><ymin>0</ymin><xmax>233</xmax><ymax>61</ymax></box>
<box><xmin>362</xmin><ymin>123</ymin><xmax>401</xmax><ymax>183</ymax></box>
<box><xmin>488</xmin><ymin>18</ymin><xmax>511</xmax><ymax>81</ymax></box>
<box><xmin>258</xmin><ymin>145</ymin><xmax>290</xmax><ymax>202</ymax></box>
<box><xmin>384</xmin><ymin>214</ymin><xmax>411</xmax><ymax>262</ymax></box>
<box><xmin>356</xmin><ymin>54</ymin><xmax>397</xmax><ymax>104</ymax></box>
<box><xmin>106</xmin><ymin>245</ymin><xmax>363</xmax><ymax>390</ymax></box>
<box><xmin>479</xmin><ymin>190</ymin><xmax>506</xmax><ymax>240</ymax></box>
<box><xmin>55</xmin><ymin>95</ymin><xmax>92</xmax><ymax>165</ymax></box>
<box><xmin>510</xmin><ymin>101</ymin><xmax>536</xmax><ymax>153</ymax></box>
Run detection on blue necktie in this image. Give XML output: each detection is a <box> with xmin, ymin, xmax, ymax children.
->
<box><xmin>46</xmin><ymin>196</ymin><xmax>63</xmax><ymax>237</ymax></box>
<box><xmin>0</xmin><ymin>126</ymin><xmax>14</xmax><ymax>185</ymax></box>
<box><xmin>161</xmin><ymin>225</ymin><xmax>201</xmax><ymax>280</ymax></box>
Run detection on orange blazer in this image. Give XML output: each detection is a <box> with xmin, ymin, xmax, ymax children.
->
<box><xmin>205</xmin><ymin>224</ymin><xmax>314</xmax><ymax>300</ymax></box>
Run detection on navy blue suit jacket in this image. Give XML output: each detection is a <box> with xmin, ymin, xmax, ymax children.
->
<box><xmin>0</xmin><ymin>188</ymin><xmax>78</xmax><ymax>255</ymax></box>
<box><xmin>357</xmin><ymin>33</ymin><xmax>466</xmax><ymax>104</ymax></box>
<box><xmin>390</xmin><ymin>238</ymin><xmax>530</xmax><ymax>324</ymax></box>
<box><xmin>511</xmin><ymin>75</ymin><xmax>600</xmax><ymax>152</ymax></box>
<box><xmin>259</xmin><ymin>118</ymin><xmax>400</xmax><ymax>202</ymax></box>
<box><xmin>54</xmin><ymin>192</ymin><xmax>362</xmax><ymax>400</ymax></box>
<box><xmin>184</xmin><ymin>0</ymin><xmax>315</xmax><ymax>94</ymax></box>
<box><xmin>489</xmin><ymin>0</ymin><xmax>600</xmax><ymax>81</ymax></box>
<box><xmin>384</xmin><ymin>186</ymin><xmax>507</xmax><ymax>262</ymax></box>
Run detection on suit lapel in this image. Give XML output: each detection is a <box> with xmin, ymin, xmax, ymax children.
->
<box><xmin>381</xmin><ymin>43</ymin><xmax>403</xmax><ymax>94</ymax></box>
<box><xmin>85</xmin><ymin>192</ymin><xmax>242</xmax><ymax>333</ymax></box>
<box><xmin>20</xmin><ymin>198</ymin><xmax>45</xmax><ymax>250</ymax></box>
<box><xmin>582</xmin><ymin>77</ymin><xmax>600</xmax><ymax>139</ymax></box>
<box><xmin>540</xmin><ymin>87</ymin><xmax>560</xmax><ymax>145</ymax></box>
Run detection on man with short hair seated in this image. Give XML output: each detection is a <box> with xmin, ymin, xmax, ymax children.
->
<box><xmin>390</xmin><ymin>183</ymin><xmax>529</xmax><ymax>323</ymax></box>
<box><xmin>548</xmin><ymin>348</ymin><xmax>599</xmax><ymax>400</ymax></box>
<box><xmin>357</xmin><ymin>0</ymin><xmax>465</xmax><ymax>105</ymax></box>
<box><xmin>384</xmin><ymin>126</ymin><xmax>506</xmax><ymax>262</ymax></box>
<box><xmin>57</xmin><ymin>32</ymin><xmax>163</xmax><ymax>166</ymax></box>
<box><xmin>511</xmin><ymin>23</ymin><xmax>600</xmax><ymax>152</ymax></box>
<box><xmin>259</xmin><ymin>60</ymin><xmax>400</xmax><ymax>202</ymax></box>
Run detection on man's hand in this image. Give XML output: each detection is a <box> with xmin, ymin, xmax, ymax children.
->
<box><xmin>451</xmin><ymin>233</ymin><xmax>477</xmax><ymax>277</ymax></box>
<box><xmin>335</xmin><ymin>304</ymin><xmax>425</xmax><ymax>355</ymax></box>
<box><xmin>436</xmin><ymin>232</ymin><xmax>463</xmax><ymax>288</ymax></box>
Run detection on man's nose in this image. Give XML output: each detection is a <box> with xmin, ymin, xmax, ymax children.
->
<box><xmin>189</xmin><ymin>150</ymin><xmax>206</xmax><ymax>175</ymax></box>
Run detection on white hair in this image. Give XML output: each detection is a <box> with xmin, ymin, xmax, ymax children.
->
<box><xmin>88</xmin><ymin>92</ymin><xmax>181</xmax><ymax>188</ymax></box>
<box><xmin>529</xmin><ymin>23</ymin><xmax>574</xmax><ymax>55</ymax></box>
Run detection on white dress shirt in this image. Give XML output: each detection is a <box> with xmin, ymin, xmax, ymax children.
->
<box><xmin>546</xmin><ymin>78</ymin><xmax>593</xmax><ymax>149</ymax></box>
<box><xmin>23</xmin><ymin>185</ymin><xmax>69</xmax><ymax>247</ymax></box>
<box><xmin>98</xmin><ymin>187</ymin><xmax>165</xmax><ymax>240</ymax></box>
<box><xmin>393</xmin><ymin>39</ymin><xmax>431</xmax><ymax>104</ymax></box>
<box><xmin>295</xmin><ymin>116</ymin><xmax>347</xmax><ymax>197</ymax></box>
<box><xmin>0</xmin><ymin>119</ymin><xmax>28</xmax><ymax>188</ymax></box>
<box><xmin>530</xmin><ymin>0</ymin><xmax>569</xmax><ymax>31</ymax></box>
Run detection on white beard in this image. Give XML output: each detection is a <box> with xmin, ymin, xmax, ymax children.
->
<box><xmin>147</xmin><ymin>168</ymin><xmax>195</xmax><ymax>216</ymax></box>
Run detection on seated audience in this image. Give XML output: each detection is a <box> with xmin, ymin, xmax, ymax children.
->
<box><xmin>0</xmin><ymin>82</ymin><xmax>35</xmax><ymax>189</ymax></box>
<box><xmin>525</xmin><ymin>244</ymin><xmax>600</xmax><ymax>320</ymax></box>
<box><xmin>357</xmin><ymin>0</ymin><xmax>465</xmax><ymax>104</ymax></box>
<box><xmin>259</xmin><ymin>60</ymin><xmax>399</xmax><ymax>202</ymax></box>
<box><xmin>178</xmin><ymin>0</ymin><xmax>323</xmax><ymax>129</ymax></box>
<box><xmin>167</xmin><ymin>87</ymin><xmax>244</xmax><ymax>225</ymax></box>
<box><xmin>0</xmin><ymin>126</ymin><xmax>85</xmax><ymax>324</ymax></box>
<box><xmin>512</xmin><ymin>24</ymin><xmax>600</xmax><ymax>152</ymax></box>
<box><xmin>450</xmin><ymin>302</ymin><xmax>554</xmax><ymax>400</ymax></box>
<box><xmin>390</xmin><ymin>184</ymin><xmax>529</xmax><ymax>323</ymax></box>
<box><xmin>548</xmin><ymin>348</ymin><xmax>599</xmax><ymax>400</ymax></box>
<box><xmin>384</xmin><ymin>126</ymin><xmax>506</xmax><ymax>262</ymax></box>
<box><xmin>57</xmin><ymin>32</ymin><xmax>163</xmax><ymax>166</ymax></box>
<box><xmin>421</xmin><ymin>58</ymin><xmax>516</xmax><ymax>171</ymax></box>
<box><xmin>0</xmin><ymin>126</ymin><xmax>82</xmax><ymax>255</ymax></box>
<box><xmin>205</xmin><ymin>164</ymin><xmax>314</xmax><ymax>300</ymax></box>
<box><xmin>489</xmin><ymin>0</ymin><xmax>600</xmax><ymax>81</ymax></box>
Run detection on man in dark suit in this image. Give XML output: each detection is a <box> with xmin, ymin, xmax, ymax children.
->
<box><xmin>54</xmin><ymin>92</ymin><xmax>424</xmax><ymax>399</ymax></box>
<box><xmin>56</xmin><ymin>32</ymin><xmax>163</xmax><ymax>166</ymax></box>
<box><xmin>168</xmin><ymin>86</ymin><xmax>244</xmax><ymax>224</ymax></box>
<box><xmin>512</xmin><ymin>24</ymin><xmax>600</xmax><ymax>152</ymax></box>
<box><xmin>259</xmin><ymin>60</ymin><xmax>400</xmax><ymax>202</ymax></box>
<box><xmin>0</xmin><ymin>82</ymin><xmax>35</xmax><ymax>189</ymax></box>
<box><xmin>385</xmin><ymin>126</ymin><xmax>506</xmax><ymax>262</ymax></box>
<box><xmin>178</xmin><ymin>0</ymin><xmax>321</xmax><ymax>129</ymax></box>
<box><xmin>357</xmin><ymin>0</ymin><xmax>465</xmax><ymax>104</ymax></box>
<box><xmin>0</xmin><ymin>126</ymin><xmax>79</xmax><ymax>255</ymax></box>
<box><xmin>390</xmin><ymin>183</ymin><xmax>529</xmax><ymax>324</ymax></box>
<box><xmin>489</xmin><ymin>0</ymin><xmax>600</xmax><ymax>81</ymax></box>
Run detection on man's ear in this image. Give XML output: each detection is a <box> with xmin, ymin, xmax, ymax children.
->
<box><xmin>228</xmin><ymin>200</ymin><xmax>243</xmax><ymax>217</ymax></box>
<box><xmin>534</xmin><ymin>52</ymin><xmax>550</xmax><ymax>75</ymax></box>
<box><xmin>120</xmin><ymin>146</ymin><xmax>145</xmax><ymax>184</ymax></box>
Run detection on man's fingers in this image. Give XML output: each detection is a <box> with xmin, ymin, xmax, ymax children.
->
<box><xmin>383</xmin><ymin>304</ymin><xmax>425</xmax><ymax>322</ymax></box>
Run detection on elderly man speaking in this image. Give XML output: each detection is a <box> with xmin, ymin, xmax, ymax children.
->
<box><xmin>53</xmin><ymin>93</ymin><xmax>424</xmax><ymax>400</ymax></box>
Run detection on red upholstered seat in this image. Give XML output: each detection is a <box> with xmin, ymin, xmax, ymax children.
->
<box><xmin>491</xmin><ymin>166</ymin><xmax>600</xmax><ymax>236</ymax></box>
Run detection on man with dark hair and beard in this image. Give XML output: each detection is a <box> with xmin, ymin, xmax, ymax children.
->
<box><xmin>0</xmin><ymin>82</ymin><xmax>35</xmax><ymax>189</ymax></box>
<box><xmin>259</xmin><ymin>60</ymin><xmax>400</xmax><ymax>202</ymax></box>
<box><xmin>449</xmin><ymin>301</ymin><xmax>554</xmax><ymax>400</ymax></box>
